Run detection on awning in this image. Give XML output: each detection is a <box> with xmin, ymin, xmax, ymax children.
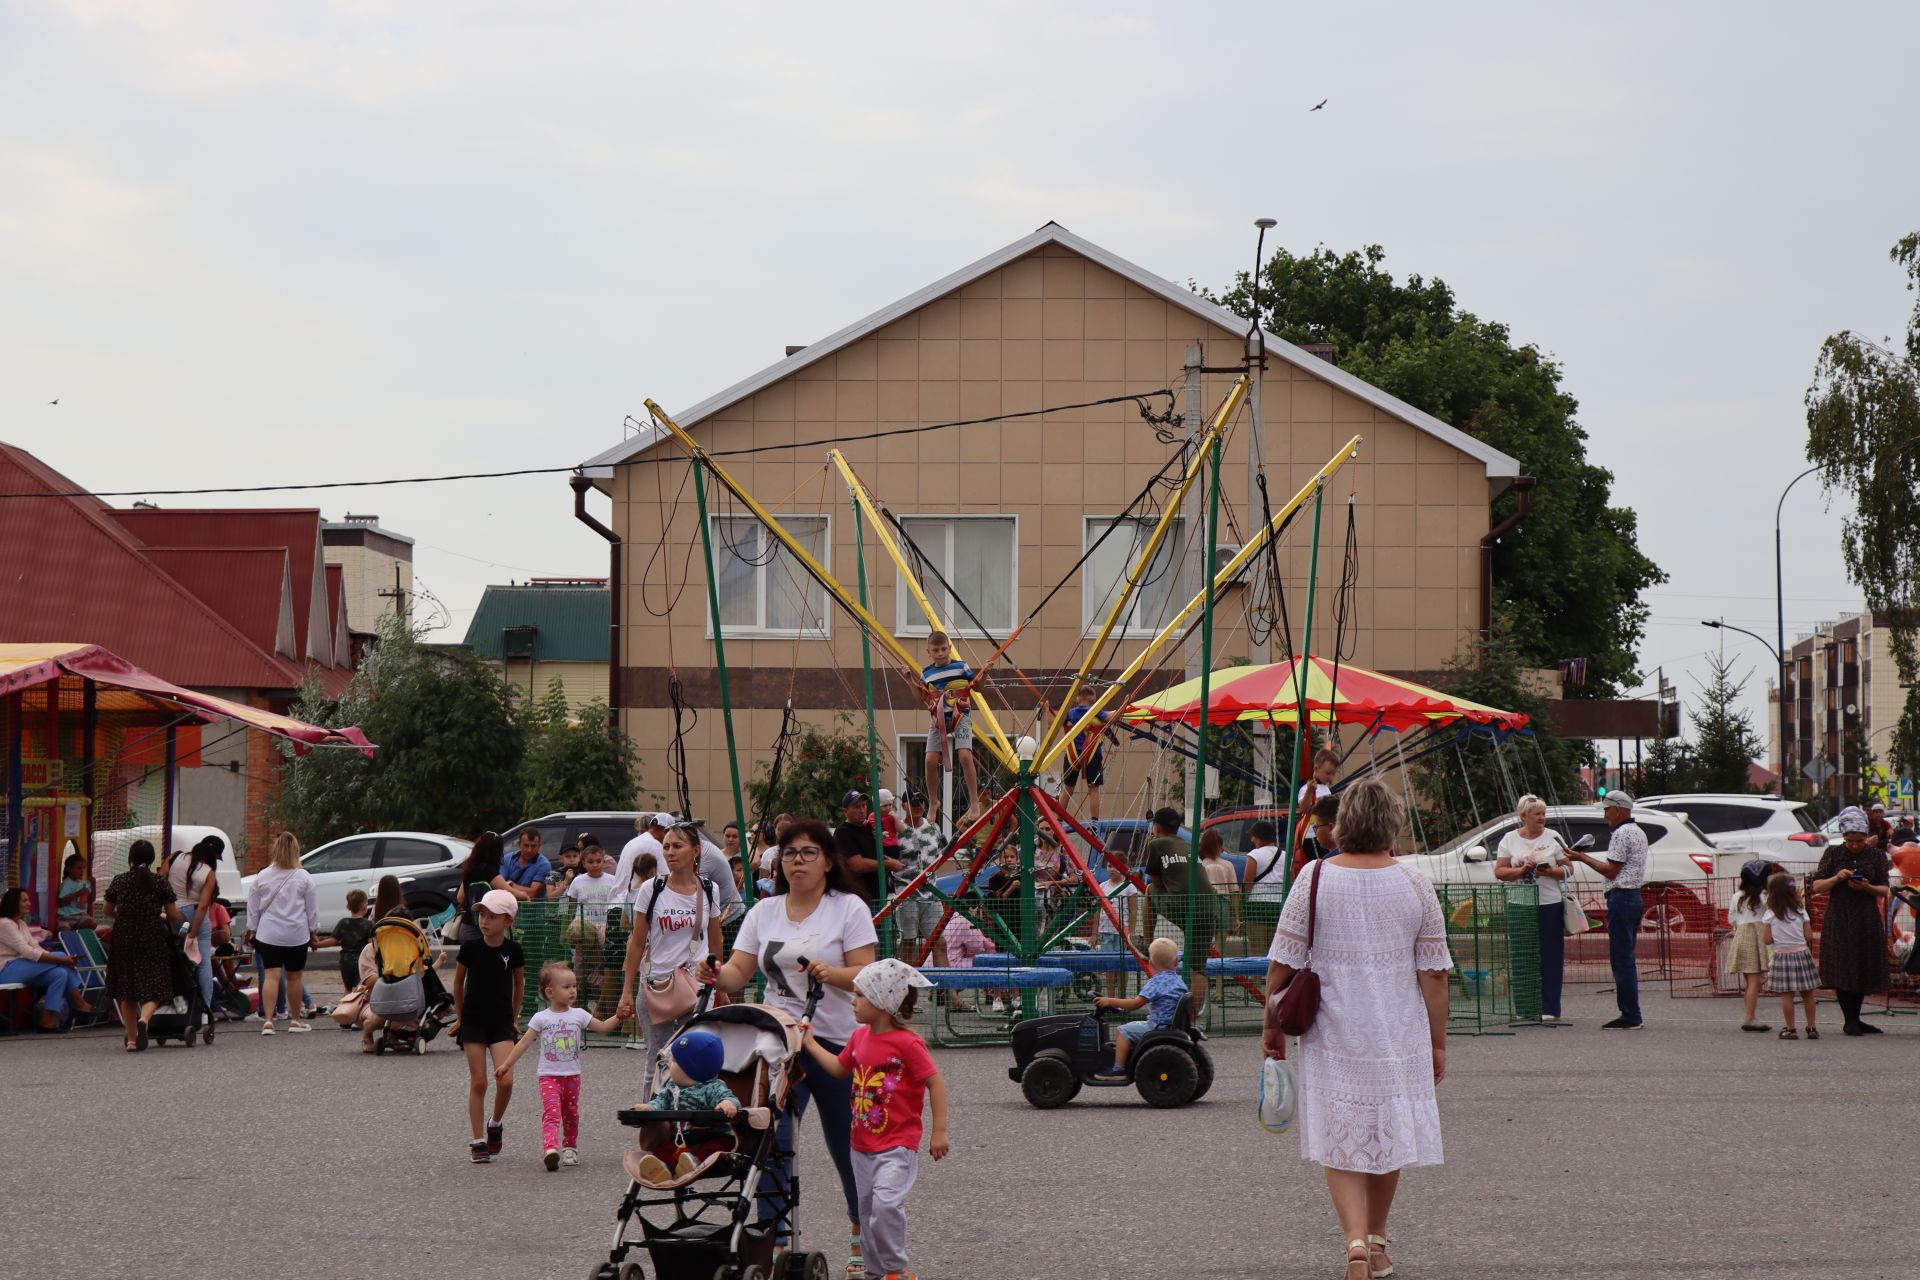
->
<box><xmin>1120</xmin><ymin>655</ymin><xmax>1529</xmax><ymax>732</ymax></box>
<box><xmin>0</xmin><ymin>643</ymin><xmax>373</xmax><ymax>755</ymax></box>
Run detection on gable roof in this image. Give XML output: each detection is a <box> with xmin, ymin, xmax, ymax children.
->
<box><xmin>112</xmin><ymin>507</ymin><xmax>334</xmax><ymax>666</ymax></box>
<box><xmin>325</xmin><ymin>564</ymin><xmax>351</xmax><ymax>669</ymax></box>
<box><xmin>463</xmin><ymin>584</ymin><xmax>610</xmax><ymax>662</ymax></box>
<box><xmin>143</xmin><ymin>547</ymin><xmax>299</xmax><ymax>660</ymax></box>
<box><xmin>0</xmin><ymin>445</ymin><xmax>304</xmax><ymax>690</ymax></box>
<box><xmin>582</xmin><ymin>221</ymin><xmax>1520</xmax><ymax>480</ymax></box>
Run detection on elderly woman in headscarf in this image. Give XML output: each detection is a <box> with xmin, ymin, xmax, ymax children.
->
<box><xmin>1812</xmin><ymin>806</ymin><xmax>1892</xmax><ymax>1035</ymax></box>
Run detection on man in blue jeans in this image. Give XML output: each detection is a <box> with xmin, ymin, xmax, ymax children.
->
<box><xmin>1561</xmin><ymin>790</ymin><xmax>1649</xmax><ymax>1029</ymax></box>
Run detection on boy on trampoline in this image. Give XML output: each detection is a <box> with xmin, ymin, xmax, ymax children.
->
<box><xmin>1061</xmin><ymin>703</ymin><xmax>1114</xmax><ymax>820</ymax></box>
<box><xmin>922</xmin><ymin>631</ymin><xmax>982</xmax><ymax>821</ymax></box>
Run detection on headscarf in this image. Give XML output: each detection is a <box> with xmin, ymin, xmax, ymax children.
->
<box><xmin>852</xmin><ymin>957</ymin><xmax>934</xmax><ymax>1018</ymax></box>
<box><xmin>1836</xmin><ymin>806</ymin><xmax>1869</xmax><ymax>835</ymax></box>
<box><xmin>1739</xmin><ymin>859</ymin><xmax>1774</xmax><ymax>892</ymax></box>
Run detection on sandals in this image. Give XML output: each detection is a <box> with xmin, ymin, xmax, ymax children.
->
<box><xmin>1779</xmin><ymin>1028</ymin><xmax>1798</xmax><ymax>1039</ymax></box>
<box><xmin>135</xmin><ymin>1019</ymin><xmax>149</xmax><ymax>1051</ymax></box>
<box><xmin>1806</xmin><ymin>1027</ymin><xmax>1820</xmax><ymax>1039</ymax></box>
<box><xmin>1345</xmin><ymin>1240</ymin><xmax>1370</xmax><ymax>1279</ymax></box>
<box><xmin>1368</xmin><ymin>1234</ymin><xmax>1394</xmax><ymax>1278</ymax></box>
<box><xmin>286</xmin><ymin>1019</ymin><xmax>312</xmax><ymax>1033</ymax></box>
<box><xmin>848</xmin><ymin>1229</ymin><xmax>865</xmax><ymax>1279</ymax></box>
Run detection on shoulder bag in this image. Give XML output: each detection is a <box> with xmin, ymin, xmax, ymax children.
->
<box><xmin>1268</xmin><ymin>861</ymin><xmax>1324</xmax><ymax>1037</ymax></box>
<box><xmin>639</xmin><ymin>875</ymin><xmax>713</xmax><ymax>1024</ymax></box>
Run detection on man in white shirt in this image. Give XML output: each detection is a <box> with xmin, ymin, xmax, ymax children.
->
<box><xmin>611</xmin><ymin>814</ymin><xmax>668</xmax><ymax>908</ymax></box>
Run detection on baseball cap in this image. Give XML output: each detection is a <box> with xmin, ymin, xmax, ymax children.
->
<box><xmin>1599</xmin><ymin>791</ymin><xmax>1635</xmax><ymax>810</ymax></box>
<box><xmin>478</xmin><ymin>888</ymin><xmax>520</xmax><ymax>918</ymax></box>
<box><xmin>878</xmin><ymin>788</ymin><xmax>896</xmax><ymax>808</ymax></box>
<box><xmin>840</xmin><ymin>790</ymin><xmax>868</xmax><ymax>808</ymax></box>
<box><xmin>649</xmin><ymin>811</ymin><xmax>675</xmax><ymax>828</ymax></box>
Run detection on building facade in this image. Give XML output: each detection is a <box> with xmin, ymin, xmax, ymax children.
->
<box><xmin>579</xmin><ymin>224</ymin><xmax>1525</xmax><ymax>823</ymax></box>
<box><xmin>1776</xmin><ymin>611</ymin><xmax>1907</xmax><ymax>804</ymax></box>
<box><xmin>323</xmin><ymin>513</ymin><xmax>414</xmax><ymax>661</ymax></box>
<box><xmin>463</xmin><ymin>580</ymin><xmax>612</xmax><ymax>713</ymax></box>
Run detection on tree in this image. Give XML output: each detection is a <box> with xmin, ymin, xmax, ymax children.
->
<box><xmin>746</xmin><ymin>714</ymin><xmax>875</xmax><ymax>823</ymax></box>
<box><xmin>1412</xmin><ymin>620</ymin><xmax>1585</xmax><ymax>848</ymax></box>
<box><xmin>1804</xmin><ymin>232</ymin><xmax>1920</xmax><ymax>752</ymax></box>
<box><xmin>519</xmin><ymin>677</ymin><xmax>640</xmax><ymax>816</ymax></box>
<box><xmin>1208</xmin><ymin>245</ymin><xmax>1665</xmax><ymax>694</ymax></box>
<box><xmin>274</xmin><ymin>614</ymin><xmax>525</xmax><ymax>846</ymax></box>
<box><xmin>1637</xmin><ymin>735</ymin><xmax>1697</xmax><ymax>795</ymax></box>
<box><xmin>1688</xmin><ymin>653</ymin><xmax>1766</xmax><ymax>793</ymax></box>
<box><xmin>1889</xmin><ymin>685</ymin><xmax>1920</xmax><ymax>784</ymax></box>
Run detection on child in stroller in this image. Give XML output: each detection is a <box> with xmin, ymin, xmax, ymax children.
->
<box><xmin>593</xmin><ymin>985</ymin><xmax>834</xmax><ymax>1280</ymax></box>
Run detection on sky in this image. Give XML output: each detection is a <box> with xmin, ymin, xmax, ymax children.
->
<box><xmin>5</xmin><ymin>3</ymin><xmax>1918</xmax><ymax>760</ymax></box>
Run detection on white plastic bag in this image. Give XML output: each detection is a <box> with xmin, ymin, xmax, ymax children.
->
<box><xmin>1258</xmin><ymin>1055</ymin><xmax>1298</xmax><ymax>1134</ymax></box>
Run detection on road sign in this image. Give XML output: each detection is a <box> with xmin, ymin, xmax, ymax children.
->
<box><xmin>1802</xmin><ymin>757</ymin><xmax>1835</xmax><ymax>786</ymax></box>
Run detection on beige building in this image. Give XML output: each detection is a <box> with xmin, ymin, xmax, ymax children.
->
<box><xmin>1774</xmin><ymin>611</ymin><xmax>1909</xmax><ymax>803</ymax></box>
<box><xmin>323</xmin><ymin>513</ymin><xmax>414</xmax><ymax>656</ymax></box>
<box><xmin>580</xmin><ymin>224</ymin><xmax>1523</xmax><ymax>820</ymax></box>
<box><xmin>463</xmin><ymin>580</ymin><xmax>612</xmax><ymax>714</ymax></box>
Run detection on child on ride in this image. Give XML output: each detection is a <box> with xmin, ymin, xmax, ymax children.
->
<box><xmin>920</xmin><ymin>632</ymin><xmax>982</xmax><ymax>820</ymax></box>
<box><xmin>1093</xmin><ymin>937</ymin><xmax>1186</xmax><ymax>1076</ymax></box>
<box><xmin>802</xmin><ymin>958</ymin><xmax>950</xmax><ymax>1280</ymax></box>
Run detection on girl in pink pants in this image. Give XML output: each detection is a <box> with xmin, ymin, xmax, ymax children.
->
<box><xmin>497</xmin><ymin>963</ymin><xmax>622</xmax><ymax>1169</ymax></box>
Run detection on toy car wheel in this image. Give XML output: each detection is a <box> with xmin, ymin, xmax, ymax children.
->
<box><xmin>1020</xmin><ymin>1054</ymin><xmax>1080</xmax><ymax>1109</ymax></box>
<box><xmin>1190</xmin><ymin>1045</ymin><xmax>1215</xmax><ymax>1100</ymax></box>
<box><xmin>1133</xmin><ymin>1044</ymin><xmax>1199</xmax><ymax>1108</ymax></box>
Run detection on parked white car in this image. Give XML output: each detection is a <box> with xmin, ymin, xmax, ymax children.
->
<box><xmin>1635</xmin><ymin>793</ymin><xmax>1825</xmax><ymax>861</ymax></box>
<box><xmin>240</xmin><ymin>832</ymin><xmax>471</xmax><ymax>924</ymax></box>
<box><xmin>1397</xmin><ymin>805</ymin><xmax>1719</xmax><ymax>933</ymax></box>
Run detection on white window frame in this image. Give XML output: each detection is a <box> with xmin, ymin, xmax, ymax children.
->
<box><xmin>1082</xmin><ymin>514</ymin><xmax>1187</xmax><ymax>638</ymax></box>
<box><xmin>893</xmin><ymin>513</ymin><xmax>1019</xmax><ymax>639</ymax></box>
<box><xmin>896</xmin><ymin>732</ymin><xmax>929</xmax><ymax>800</ymax></box>
<box><xmin>703</xmin><ymin>512</ymin><xmax>833</xmax><ymax>640</ymax></box>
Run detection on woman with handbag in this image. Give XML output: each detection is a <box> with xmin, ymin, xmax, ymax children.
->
<box><xmin>1492</xmin><ymin>794</ymin><xmax>1570</xmax><ymax>1023</ymax></box>
<box><xmin>615</xmin><ymin>821</ymin><xmax>727</xmax><ymax>1071</ymax></box>
<box><xmin>245</xmin><ymin>831</ymin><xmax>320</xmax><ymax>1036</ymax></box>
<box><xmin>695</xmin><ymin>819</ymin><xmax>877</xmax><ymax>1277</ymax></box>
<box><xmin>1264</xmin><ymin>778</ymin><xmax>1451</xmax><ymax>1280</ymax></box>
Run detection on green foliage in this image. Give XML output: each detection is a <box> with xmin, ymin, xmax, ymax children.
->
<box><xmin>747</xmin><ymin>714</ymin><xmax>874</xmax><ymax>823</ymax></box>
<box><xmin>1412</xmin><ymin>624</ymin><xmax>1584</xmax><ymax>849</ymax></box>
<box><xmin>1687</xmin><ymin>652</ymin><xmax>1766</xmax><ymax>793</ymax></box>
<box><xmin>274</xmin><ymin>615</ymin><xmax>525</xmax><ymax>846</ymax></box>
<box><xmin>1890</xmin><ymin>685</ymin><xmax>1920</xmax><ymax>784</ymax></box>
<box><xmin>1208</xmin><ymin>245</ymin><xmax>1665</xmax><ymax>694</ymax></box>
<box><xmin>1637</xmin><ymin>735</ymin><xmax>1697</xmax><ymax>795</ymax></box>
<box><xmin>1804</xmin><ymin>232</ymin><xmax>1920</xmax><ymax>681</ymax></box>
<box><xmin>518</xmin><ymin>677</ymin><xmax>639</xmax><ymax>816</ymax></box>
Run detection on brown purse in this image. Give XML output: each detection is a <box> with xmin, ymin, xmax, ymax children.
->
<box><xmin>1268</xmin><ymin>861</ymin><xmax>1324</xmax><ymax>1037</ymax></box>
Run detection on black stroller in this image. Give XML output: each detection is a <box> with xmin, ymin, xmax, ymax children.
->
<box><xmin>146</xmin><ymin>933</ymin><xmax>213</xmax><ymax>1047</ymax></box>
<box><xmin>591</xmin><ymin>982</ymin><xmax>830</xmax><ymax>1280</ymax></box>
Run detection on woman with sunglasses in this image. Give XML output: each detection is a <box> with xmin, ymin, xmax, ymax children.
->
<box><xmin>697</xmin><ymin>819</ymin><xmax>876</xmax><ymax>1276</ymax></box>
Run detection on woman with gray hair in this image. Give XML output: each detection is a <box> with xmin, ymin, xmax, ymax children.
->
<box><xmin>1492</xmin><ymin>794</ymin><xmax>1569</xmax><ymax>1022</ymax></box>
<box><xmin>1265</xmin><ymin>776</ymin><xmax>1452</xmax><ymax>1280</ymax></box>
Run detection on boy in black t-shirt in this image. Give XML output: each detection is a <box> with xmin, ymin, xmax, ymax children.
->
<box><xmin>317</xmin><ymin>889</ymin><xmax>375</xmax><ymax>988</ymax></box>
<box><xmin>453</xmin><ymin>889</ymin><xmax>527</xmax><ymax>1163</ymax></box>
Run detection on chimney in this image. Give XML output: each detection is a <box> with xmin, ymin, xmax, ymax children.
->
<box><xmin>1299</xmin><ymin>342</ymin><xmax>1336</xmax><ymax>364</ymax></box>
<box><xmin>785</xmin><ymin>345</ymin><xmax>807</xmax><ymax>358</ymax></box>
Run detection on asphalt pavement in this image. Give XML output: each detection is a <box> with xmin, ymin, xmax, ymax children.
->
<box><xmin>7</xmin><ymin>984</ymin><xmax>1916</xmax><ymax>1280</ymax></box>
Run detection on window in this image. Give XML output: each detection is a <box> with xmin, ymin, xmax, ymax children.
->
<box><xmin>304</xmin><ymin>839</ymin><xmax>377</xmax><ymax>874</ymax></box>
<box><xmin>708</xmin><ymin>515</ymin><xmax>830</xmax><ymax>637</ymax></box>
<box><xmin>379</xmin><ymin>837</ymin><xmax>452</xmax><ymax>870</ymax></box>
<box><xmin>1082</xmin><ymin>516</ymin><xmax>1191</xmax><ymax>635</ymax></box>
<box><xmin>894</xmin><ymin>516</ymin><xmax>1017</xmax><ymax>636</ymax></box>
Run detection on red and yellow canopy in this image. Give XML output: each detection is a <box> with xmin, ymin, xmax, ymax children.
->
<box><xmin>1120</xmin><ymin>655</ymin><xmax>1528</xmax><ymax>732</ymax></box>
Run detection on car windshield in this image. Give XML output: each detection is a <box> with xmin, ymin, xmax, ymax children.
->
<box><xmin>1792</xmin><ymin>806</ymin><xmax>1818</xmax><ymax>833</ymax></box>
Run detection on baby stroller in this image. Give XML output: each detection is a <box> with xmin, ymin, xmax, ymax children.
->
<box><xmin>366</xmin><ymin>915</ymin><xmax>453</xmax><ymax>1055</ymax></box>
<box><xmin>146</xmin><ymin>933</ymin><xmax>213</xmax><ymax>1047</ymax></box>
<box><xmin>593</xmin><ymin>983</ymin><xmax>831</xmax><ymax>1280</ymax></box>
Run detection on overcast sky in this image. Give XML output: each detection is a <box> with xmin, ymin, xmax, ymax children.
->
<box><xmin>6</xmin><ymin>3</ymin><xmax>1918</xmax><ymax>760</ymax></box>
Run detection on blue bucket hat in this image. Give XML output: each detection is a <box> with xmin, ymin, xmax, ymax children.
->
<box><xmin>670</xmin><ymin>1029</ymin><xmax>724</xmax><ymax>1082</ymax></box>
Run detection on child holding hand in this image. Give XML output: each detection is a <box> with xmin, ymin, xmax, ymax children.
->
<box><xmin>453</xmin><ymin>889</ymin><xmax>526</xmax><ymax>1164</ymax></box>
<box><xmin>802</xmin><ymin>958</ymin><xmax>950</xmax><ymax>1280</ymax></box>
<box><xmin>496</xmin><ymin>962</ymin><xmax>622</xmax><ymax>1170</ymax></box>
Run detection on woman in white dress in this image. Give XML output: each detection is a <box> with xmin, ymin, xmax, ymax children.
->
<box><xmin>1492</xmin><ymin>794</ymin><xmax>1569</xmax><ymax>1022</ymax></box>
<box><xmin>1265</xmin><ymin>777</ymin><xmax>1452</xmax><ymax>1280</ymax></box>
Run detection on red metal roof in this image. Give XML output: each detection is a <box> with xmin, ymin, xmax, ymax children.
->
<box><xmin>324</xmin><ymin>563</ymin><xmax>350</xmax><ymax>668</ymax></box>
<box><xmin>143</xmin><ymin>547</ymin><xmax>298</xmax><ymax>660</ymax></box>
<box><xmin>111</xmin><ymin>506</ymin><xmax>333</xmax><ymax>665</ymax></box>
<box><xmin>0</xmin><ymin>445</ymin><xmax>305</xmax><ymax>690</ymax></box>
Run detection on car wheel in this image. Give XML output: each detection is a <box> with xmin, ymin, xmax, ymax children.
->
<box><xmin>1020</xmin><ymin>1054</ymin><xmax>1080</xmax><ymax>1109</ymax></box>
<box><xmin>1133</xmin><ymin>1044</ymin><xmax>1199</xmax><ymax>1108</ymax></box>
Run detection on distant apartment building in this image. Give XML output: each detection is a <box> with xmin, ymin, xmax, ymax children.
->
<box><xmin>463</xmin><ymin>579</ymin><xmax>611</xmax><ymax>714</ymax></box>
<box><xmin>1774</xmin><ymin>611</ymin><xmax>1910</xmax><ymax>803</ymax></box>
<box><xmin>323</xmin><ymin>513</ymin><xmax>414</xmax><ymax>663</ymax></box>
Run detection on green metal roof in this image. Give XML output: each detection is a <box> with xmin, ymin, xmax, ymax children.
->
<box><xmin>463</xmin><ymin>584</ymin><xmax>609</xmax><ymax>662</ymax></box>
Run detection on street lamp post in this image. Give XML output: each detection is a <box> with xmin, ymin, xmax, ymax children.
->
<box><xmin>1775</xmin><ymin>464</ymin><xmax>1823</xmax><ymax>801</ymax></box>
<box><xmin>1702</xmin><ymin>618</ymin><xmax>1786</xmax><ymax>796</ymax></box>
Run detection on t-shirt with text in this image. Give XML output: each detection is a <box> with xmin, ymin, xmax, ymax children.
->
<box><xmin>529</xmin><ymin>1005</ymin><xmax>593</xmax><ymax>1076</ymax></box>
<box><xmin>1145</xmin><ymin>836</ymin><xmax>1212</xmax><ymax>894</ymax></box>
<box><xmin>564</xmin><ymin>871</ymin><xmax>617</xmax><ymax>927</ymax></box>
<box><xmin>838</xmin><ymin>1024</ymin><xmax>939</xmax><ymax>1154</ymax></box>
<box><xmin>640</xmin><ymin>880</ymin><xmax>712</xmax><ymax>977</ymax></box>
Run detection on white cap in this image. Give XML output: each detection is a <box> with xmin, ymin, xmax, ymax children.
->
<box><xmin>878</xmin><ymin>789</ymin><xmax>896</xmax><ymax>808</ymax></box>
<box><xmin>649</xmin><ymin>811</ymin><xmax>676</xmax><ymax>828</ymax></box>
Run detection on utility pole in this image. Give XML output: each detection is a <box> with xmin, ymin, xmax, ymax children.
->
<box><xmin>378</xmin><ymin>563</ymin><xmax>409</xmax><ymax>626</ymax></box>
<box><xmin>1182</xmin><ymin>342</ymin><xmax>1205</xmax><ymax>812</ymax></box>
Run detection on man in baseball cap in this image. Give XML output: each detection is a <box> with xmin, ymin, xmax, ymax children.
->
<box><xmin>1560</xmin><ymin>790</ymin><xmax>1648</xmax><ymax>1028</ymax></box>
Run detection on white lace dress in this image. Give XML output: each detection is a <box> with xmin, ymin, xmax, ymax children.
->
<box><xmin>1269</xmin><ymin>861</ymin><xmax>1453</xmax><ymax>1173</ymax></box>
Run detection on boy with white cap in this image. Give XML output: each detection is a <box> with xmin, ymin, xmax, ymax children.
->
<box><xmin>801</xmin><ymin>958</ymin><xmax>950</xmax><ymax>1280</ymax></box>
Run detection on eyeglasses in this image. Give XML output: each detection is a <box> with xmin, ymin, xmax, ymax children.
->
<box><xmin>780</xmin><ymin>845</ymin><xmax>825</xmax><ymax>862</ymax></box>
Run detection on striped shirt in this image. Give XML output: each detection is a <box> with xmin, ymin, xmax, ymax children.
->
<box><xmin>922</xmin><ymin>658</ymin><xmax>974</xmax><ymax>725</ymax></box>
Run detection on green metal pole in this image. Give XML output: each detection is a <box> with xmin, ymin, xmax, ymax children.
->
<box><xmin>852</xmin><ymin>502</ymin><xmax>892</xmax><ymax>954</ymax></box>
<box><xmin>1016</xmin><ymin>767</ymin><xmax>1039</xmax><ymax>1018</ymax></box>
<box><xmin>1186</xmin><ymin>436</ymin><xmax>1223</xmax><ymax>994</ymax></box>
<box><xmin>1280</xmin><ymin>484</ymin><xmax>1327</xmax><ymax>899</ymax></box>
<box><xmin>692</xmin><ymin>465</ymin><xmax>752</xmax><ymax>907</ymax></box>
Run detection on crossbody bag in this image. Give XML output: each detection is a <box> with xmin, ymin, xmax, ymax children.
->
<box><xmin>639</xmin><ymin>875</ymin><xmax>714</xmax><ymax>1024</ymax></box>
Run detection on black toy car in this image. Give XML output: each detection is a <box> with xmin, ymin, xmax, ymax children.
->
<box><xmin>1007</xmin><ymin>995</ymin><xmax>1212</xmax><ymax>1108</ymax></box>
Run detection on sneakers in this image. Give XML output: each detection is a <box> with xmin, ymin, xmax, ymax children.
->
<box><xmin>543</xmin><ymin>1149</ymin><xmax>560</xmax><ymax>1172</ymax></box>
<box><xmin>674</xmin><ymin>1151</ymin><xmax>700</xmax><ymax>1178</ymax></box>
<box><xmin>561</xmin><ymin>1148</ymin><xmax>579</xmax><ymax>1168</ymax></box>
<box><xmin>634</xmin><ymin>1153</ymin><xmax>673</xmax><ymax>1183</ymax></box>
<box><xmin>469</xmin><ymin>1140</ymin><xmax>490</xmax><ymax>1164</ymax></box>
<box><xmin>1600</xmin><ymin>1017</ymin><xmax>1644</xmax><ymax>1029</ymax></box>
<box><xmin>485</xmin><ymin>1122</ymin><xmax>504</xmax><ymax>1155</ymax></box>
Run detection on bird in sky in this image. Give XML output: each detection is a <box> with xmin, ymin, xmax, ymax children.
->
<box><xmin>48</xmin><ymin>399</ymin><xmax>58</xmax><ymax>405</ymax></box>
<box><xmin>1310</xmin><ymin>98</ymin><xmax>1327</xmax><ymax>111</ymax></box>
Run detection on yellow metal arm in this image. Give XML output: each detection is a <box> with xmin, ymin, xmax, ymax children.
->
<box><xmin>1034</xmin><ymin>433</ymin><xmax>1364</xmax><ymax>773</ymax></box>
<box><xmin>1034</xmin><ymin>374</ymin><xmax>1251</xmax><ymax>764</ymax></box>
<box><xmin>828</xmin><ymin>450</ymin><xmax>1020</xmax><ymax>771</ymax></box>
